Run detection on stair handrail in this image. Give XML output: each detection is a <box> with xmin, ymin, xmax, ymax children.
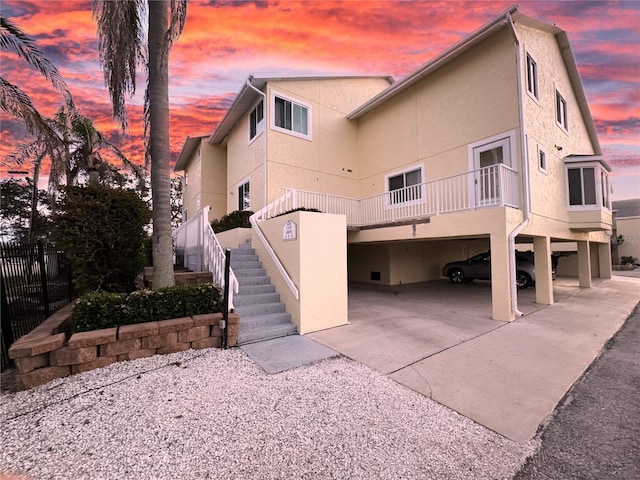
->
<box><xmin>201</xmin><ymin>206</ymin><xmax>240</xmax><ymax>311</ymax></box>
<box><xmin>249</xmin><ymin>192</ymin><xmax>300</xmax><ymax>300</ymax></box>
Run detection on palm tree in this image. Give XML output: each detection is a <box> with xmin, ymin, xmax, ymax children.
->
<box><xmin>0</xmin><ymin>16</ymin><xmax>72</xmax><ymax>156</ymax></box>
<box><xmin>11</xmin><ymin>107</ymin><xmax>144</xmax><ymax>189</ymax></box>
<box><xmin>93</xmin><ymin>0</ymin><xmax>187</xmax><ymax>288</ymax></box>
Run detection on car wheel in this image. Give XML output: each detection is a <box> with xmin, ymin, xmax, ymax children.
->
<box><xmin>449</xmin><ymin>268</ymin><xmax>466</xmax><ymax>284</ymax></box>
<box><xmin>516</xmin><ymin>271</ymin><xmax>532</xmax><ymax>289</ymax></box>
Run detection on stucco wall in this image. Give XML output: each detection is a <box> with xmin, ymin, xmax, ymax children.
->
<box><xmin>266</xmin><ymin>78</ymin><xmax>391</xmax><ymax>203</ymax></box>
<box><xmin>355</xmin><ymin>28</ymin><xmax>520</xmax><ymax>198</ymax></box>
<box><xmin>255</xmin><ymin>212</ymin><xmax>348</xmax><ymax>334</ymax></box>
<box><xmin>181</xmin><ymin>139</ymin><xmax>228</xmax><ymax>223</ymax></box>
<box><xmin>226</xmin><ymin>104</ymin><xmax>266</xmax><ymax>213</ymax></box>
<box><xmin>516</xmin><ymin>23</ymin><xmax>607</xmax><ymax>241</ymax></box>
<box><xmin>617</xmin><ymin>217</ymin><xmax>640</xmax><ymax>262</ymax></box>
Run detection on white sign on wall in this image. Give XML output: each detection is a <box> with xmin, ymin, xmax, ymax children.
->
<box><xmin>283</xmin><ymin>220</ymin><xmax>297</xmax><ymax>241</ymax></box>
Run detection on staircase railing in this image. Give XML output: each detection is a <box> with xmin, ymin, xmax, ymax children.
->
<box><xmin>250</xmin><ymin>197</ymin><xmax>300</xmax><ymax>300</ymax></box>
<box><xmin>173</xmin><ymin>206</ymin><xmax>239</xmax><ymax>310</ymax></box>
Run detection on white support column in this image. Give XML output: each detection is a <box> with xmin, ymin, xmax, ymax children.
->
<box><xmin>490</xmin><ymin>233</ymin><xmax>515</xmax><ymax>321</ymax></box>
<box><xmin>533</xmin><ymin>236</ymin><xmax>554</xmax><ymax>305</ymax></box>
<box><xmin>577</xmin><ymin>240</ymin><xmax>592</xmax><ymax>288</ymax></box>
<box><xmin>598</xmin><ymin>242</ymin><xmax>612</xmax><ymax>279</ymax></box>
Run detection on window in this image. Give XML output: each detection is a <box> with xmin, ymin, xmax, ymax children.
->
<box><xmin>274</xmin><ymin>95</ymin><xmax>309</xmax><ymax>137</ymax></box>
<box><xmin>568</xmin><ymin>167</ymin><xmax>596</xmax><ymax>206</ymax></box>
<box><xmin>526</xmin><ymin>54</ymin><xmax>538</xmax><ymax>99</ymax></box>
<box><xmin>386</xmin><ymin>167</ymin><xmax>423</xmax><ymax>205</ymax></box>
<box><xmin>249</xmin><ymin>100</ymin><xmax>264</xmax><ymax>141</ymax></box>
<box><xmin>238</xmin><ymin>180</ymin><xmax>250</xmax><ymax>211</ymax></box>
<box><xmin>600</xmin><ymin>170</ymin><xmax>610</xmax><ymax>208</ymax></box>
<box><xmin>565</xmin><ymin>157</ymin><xmax>610</xmax><ymax>210</ymax></box>
<box><xmin>539</xmin><ymin>149</ymin><xmax>547</xmax><ymax>172</ymax></box>
<box><xmin>556</xmin><ymin>91</ymin><xmax>568</xmax><ymax>130</ymax></box>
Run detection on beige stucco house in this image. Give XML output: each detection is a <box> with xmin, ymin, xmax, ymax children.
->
<box><xmin>612</xmin><ymin>199</ymin><xmax>640</xmax><ymax>265</ymax></box>
<box><xmin>174</xmin><ymin>5</ymin><xmax>613</xmax><ymax>334</ymax></box>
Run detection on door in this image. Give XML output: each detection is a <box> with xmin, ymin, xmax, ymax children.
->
<box><xmin>473</xmin><ymin>137</ymin><xmax>511</xmax><ymax>206</ymax></box>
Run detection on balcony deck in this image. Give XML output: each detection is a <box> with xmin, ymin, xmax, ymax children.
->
<box><xmin>257</xmin><ymin>164</ymin><xmax>520</xmax><ymax>228</ymax></box>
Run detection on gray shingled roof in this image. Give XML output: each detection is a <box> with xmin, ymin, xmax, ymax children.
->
<box><xmin>613</xmin><ymin>199</ymin><xmax>640</xmax><ymax>218</ymax></box>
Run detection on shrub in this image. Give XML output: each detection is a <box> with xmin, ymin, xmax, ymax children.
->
<box><xmin>54</xmin><ymin>185</ymin><xmax>151</xmax><ymax>294</ymax></box>
<box><xmin>211</xmin><ymin>210</ymin><xmax>253</xmax><ymax>233</ymax></box>
<box><xmin>620</xmin><ymin>256</ymin><xmax>638</xmax><ymax>265</ymax></box>
<box><xmin>274</xmin><ymin>207</ymin><xmax>322</xmax><ymax>217</ymax></box>
<box><xmin>66</xmin><ymin>283</ymin><xmax>223</xmax><ymax>333</ymax></box>
<box><xmin>67</xmin><ymin>292</ymin><xmax>128</xmax><ymax>334</ymax></box>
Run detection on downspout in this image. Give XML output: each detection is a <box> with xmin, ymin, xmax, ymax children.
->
<box><xmin>246</xmin><ymin>76</ymin><xmax>268</xmax><ymax>206</ymax></box>
<box><xmin>507</xmin><ymin>13</ymin><xmax>531</xmax><ymax>318</ymax></box>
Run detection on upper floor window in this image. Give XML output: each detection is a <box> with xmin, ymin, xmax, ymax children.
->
<box><xmin>526</xmin><ymin>54</ymin><xmax>538</xmax><ymax>99</ymax></box>
<box><xmin>238</xmin><ymin>180</ymin><xmax>250</xmax><ymax>211</ymax></box>
<box><xmin>386</xmin><ymin>166</ymin><xmax>423</xmax><ymax>205</ymax></box>
<box><xmin>565</xmin><ymin>161</ymin><xmax>610</xmax><ymax>210</ymax></box>
<box><xmin>538</xmin><ymin>149</ymin><xmax>547</xmax><ymax>173</ymax></box>
<box><xmin>273</xmin><ymin>95</ymin><xmax>310</xmax><ymax>138</ymax></box>
<box><xmin>568</xmin><ymin>166</ymin><xmax>596</xmax><ymax>206</ymax></box>
<box><xmin>556</xmin><ymin>91</ymin><xmax>568</xmax><ymax>130</ymax></box>
<box><xmin>249</xmin><ymin>99</ymin><xmax>264</xmax><ymax>141</ymax></box>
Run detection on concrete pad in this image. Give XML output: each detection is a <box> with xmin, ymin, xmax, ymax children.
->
<box><xmin>308</xmin><ymin>281</ymin><xmax>542</xmax><ymax>374</ymax></box>
<box><xmin>240</xmin><ymin>335</ymin><xmax>338</xmax><ymax>374</ymax></box>
<box><xmin>309</xmin><ymin>276</ymin><xmax>640</xmax><ymax>442</ymax></box>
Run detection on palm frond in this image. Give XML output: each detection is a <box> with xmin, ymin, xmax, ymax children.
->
<box><xmin>0</xmin><ymin>17</ymin><xmax>73</xmax><ymax>106</ymax></box>
<box><xmin>0</xmin><ymin>78</ymin><xmax>63</xmax><ymax>145</ymax></box>
<box><xmin>161</xmin><ymin>0</ymin><xmax>187</xmax><ymax>64</ymax></box>
<box><xmin>93</xmin><ymin>0</ymin><xmax>146</xmax><ymax>132</ymax></box>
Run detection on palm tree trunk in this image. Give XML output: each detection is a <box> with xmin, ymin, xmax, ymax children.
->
<box><xmin>148</xmin><ymin>0</ymin><xmax>175</xmax><ymax>288</ymax></box>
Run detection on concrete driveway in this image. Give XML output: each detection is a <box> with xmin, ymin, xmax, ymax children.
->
<box><xmin>308</xmin><ymin>276</ymin><xmax>640</xmax><ymax>442</ymax></box>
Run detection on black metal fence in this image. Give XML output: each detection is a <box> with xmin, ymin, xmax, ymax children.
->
<box><xmin>1</xmin><ymin>241</ymin><xmax>74</xmax><ymax>369</ymax></box>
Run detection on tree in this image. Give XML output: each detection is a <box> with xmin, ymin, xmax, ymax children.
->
<box><xmin>171</xmin><ymin>176</ymin><xmax>183</xmax><ymax>229</ymax></box>
<box><xmin>0</xmin><ymin>178</ymin><xmax>52</xmax><ymax>242</ymax></box>
<box><xmin>0</xmin><ymin>17</ymin><xmax>71</xmax><ymax>149</ymax></box>
<box><xmin>93</xmin><ymin>0</ymin><xmax>187</xmax><ymax>288</ymax></box>
<box><xmin>54</xmin><ymin>184</ymin><xmax>151</xmax><ymax>294</ymax></box>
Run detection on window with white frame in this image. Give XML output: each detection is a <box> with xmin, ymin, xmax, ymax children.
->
<box><xmin>556</xmin><ymin>91</ymin><xmax>568</xmax><ymax>130</ymax></box>
<box><xmin>600</xmin><ymin>169</ymin><xmax>610</xmax><ymax>208</ymax></box>
<box><xmin>273</xmin><ymin>95</ymin><xmax>310</xmax><ymax>137</ymax></box>
<box><xmin>564</xmin><ymin>156</ymin><xmax>612</xmax><ymax>210</ymax></box>
<box><xmin>238</xmin><ymin>180</ymin><xmax>250</xmax><ymax>211</ymax></box>
<box><xmin>386</xmin><ymin>167</ymin><xmax>423</xmax><ymax>205</ymax></box>
<box><xmin>249</xmin><ymin>99</ymin><xmax>264</xmax><ymax>141</ymax></box>
<box><xmin>538</xmin><ymin>149</ymin><xmax>547</xmax><ymax>173</ymax></box>
<box><xmin>526</xmin><ymin>53</ymin><xmax>538</xmax><ymax>99</ymax></box>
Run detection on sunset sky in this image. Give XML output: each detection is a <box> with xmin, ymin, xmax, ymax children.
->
<box><xmin>1</xmin><ymin>0</ymin><xmax>639</xmax><ymax>200</ymax></box>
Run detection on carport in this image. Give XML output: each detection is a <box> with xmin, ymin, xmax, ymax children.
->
<box><xmin>308</xmin><ymin>278</ymin><xmax>557</xmax><ymax>375</ymax></box>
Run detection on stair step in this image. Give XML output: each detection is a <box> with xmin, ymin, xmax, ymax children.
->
<box><xmin>237</xmin><ymin>324</ymin><xmax>298</xmax><ymax>345</ymax></box>
<box><xmin>232</xmin><ymin>261</ymin><xmax>262</xmax><ymax>271</ymax></box>
<box><xmin>235</xmin><ymin>302</ymin><xmax>286</xmax><ymax>317</ymax></box>
<box><xmin>238</xmin><ymin>284</ymin><xmax>275</xmax><ymax>295</ymax></box>
<box><xmin>231</xmin><ymin>253</ymin><xmax>258</xmax><ymax>262</ymax></box>
<box><xmin>231</xmin><ymin>248</ymin><xmax>255</xmax><ymax>257</ymax></box>
<box><xmin>233</xmin><ymin>292</ymin><xmax>280</xmax><ymax>306</ymax></box>
<box><xmin>239</xmin><ymin>312</ymin><xmax>292</xmax><ymax>330</ymax></box>
<box><xmin>236</xmin><ymin>275</ymin><xmax>271</xmax><ymax>286</ymax></box>
<box><xmin>234</xmin><ymin>267</ymin><xmax>266</xmax><ymax>277</ymax></box>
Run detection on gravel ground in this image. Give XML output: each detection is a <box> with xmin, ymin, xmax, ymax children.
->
<box><xmin>1</xmin><ymin>348</ymin><xmax>536</xmax><ymax>479</ymax></box>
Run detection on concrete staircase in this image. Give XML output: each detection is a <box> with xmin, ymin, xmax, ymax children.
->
<box><xmin>231</xmin><ymin>240</ymin><xmax>297</xmax><ymax>345</ymax></box>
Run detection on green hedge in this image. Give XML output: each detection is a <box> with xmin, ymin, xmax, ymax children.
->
<box><xmin>211</xmin><ymin>210</ymin><xmax>253</xmax><ymax>233</ymax></box>
<box><xmin>67</xmin><ymin>283</ymin><xmax>222</xmax><ymax>334</ymax></box>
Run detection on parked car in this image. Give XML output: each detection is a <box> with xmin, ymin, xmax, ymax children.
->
<box><xmin>441</xmin><ymin>250</ymin><xmax>553</xmax><ymax>289</ymax></box>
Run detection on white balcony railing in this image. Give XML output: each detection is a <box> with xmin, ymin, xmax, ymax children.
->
<box><xmin>173</xmin><ymin>206</ymin><xmax>239</xmax><ymax>310</ymax></box>
<box><xmin>259</xmin><ymin>164</ymin><xmax>519</xmax><ymax>227</ymax></box>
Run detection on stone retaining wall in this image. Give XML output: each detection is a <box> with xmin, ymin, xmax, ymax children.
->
<box><xmin>8</xmin><ymin>303</ymin><xmax>239</xmax><ymax>391</ymax></box>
